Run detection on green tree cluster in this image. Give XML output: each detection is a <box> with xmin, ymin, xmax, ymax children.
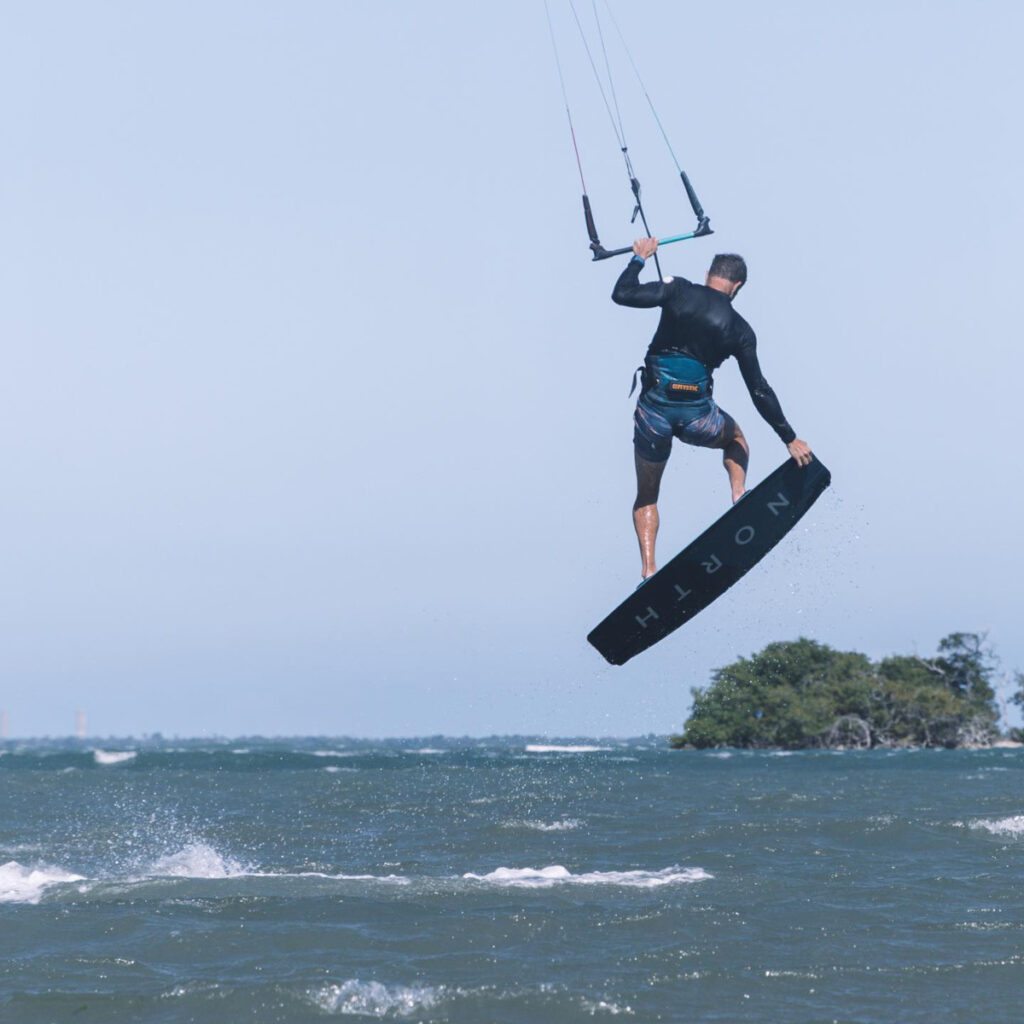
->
<box><xmin>1011</xmin><ymin>671</ymin><xmax>1024</xmax><ymax>744</ymax></box>
<box><xmin>671</xmin><ymin>633</ymin><xmax>1003</xmax><ymax>750</ymax></box>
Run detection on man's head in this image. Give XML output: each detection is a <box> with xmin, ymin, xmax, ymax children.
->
<box><xmin>705</xmin><ymin>253</ymin><xmax>747</xmax><ymax>299</ymax></box>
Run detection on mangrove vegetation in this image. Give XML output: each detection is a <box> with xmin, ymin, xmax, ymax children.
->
<box><xmin>671</xmin><ymin>633</ymin><xmax>1021</xmax><ymax>750</ymax></box>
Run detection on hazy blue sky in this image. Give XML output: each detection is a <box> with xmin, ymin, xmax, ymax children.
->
<box><xmin>3</xmin><ymin>1</ymin><xmax>1021</xmax><ymax>737</ymax></box>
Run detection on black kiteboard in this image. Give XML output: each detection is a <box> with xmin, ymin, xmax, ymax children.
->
<box><xmin>588</xmin><ymin>456</ymin><xmax>831</xmax><ymax>665</ymax></box>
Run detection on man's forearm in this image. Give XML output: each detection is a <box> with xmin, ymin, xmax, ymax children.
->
<box><xmin>750</xmin><ymin>382</ymin><xmax>796</xmax><ymax>444</ymax></box>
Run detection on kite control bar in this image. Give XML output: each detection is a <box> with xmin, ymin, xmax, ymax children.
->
<box><xmin>584</xmin><ymin>170</ymin><xmax>712</xmax><ymax>262</ymax></box>
<box><xmin>544</xmin><ymin>0</ymin><xmax>714</xmax><ymax>269</ymax></box>
<box><xmin>589</xmin><ymin>218</ymin><xmax>713</xmax><ymax>261</ymax></box>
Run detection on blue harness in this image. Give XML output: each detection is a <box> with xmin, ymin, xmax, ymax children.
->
<box><xmin>631</xmin><ymin>354</ymin><xmax>712</xmax><ymax>402</ymax></box>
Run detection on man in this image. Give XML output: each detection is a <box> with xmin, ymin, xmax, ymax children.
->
<box><xmin>612</xmin><ymin>237</ymin><xmax>813</xmax><ymax>582</ymax></box>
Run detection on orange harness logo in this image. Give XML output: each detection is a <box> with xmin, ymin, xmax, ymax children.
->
<box><xmin>669</xmin><ymin>382</ymin><xmax>700</xmax><ymax>393</ymax></box>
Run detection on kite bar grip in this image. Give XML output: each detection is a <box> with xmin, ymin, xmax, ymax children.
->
<box><xmin>590</xmin><ymin>224</ymin><xmax>713</xmax><ymax>261</ymax></box>
<box><xmin>679</xmin><ymin>170</ymin><xmax>706</xmax><ymax>222</ymax></box>
<box><xmin>582</xmin><ymin>194</ymin><xmax>601</xmax><ymax>248</ymax></box>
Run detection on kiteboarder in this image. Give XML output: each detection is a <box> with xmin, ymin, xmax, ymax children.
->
<box><xmin>613</xmin><ymin>238</ymin><xmax>813</xmax><ymax>581</ymax></box>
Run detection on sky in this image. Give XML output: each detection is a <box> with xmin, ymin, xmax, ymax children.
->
<box><xmin>2</xmin><ymin>1</ymin><xmax>1022</xmax><ymax>738</ymax></box>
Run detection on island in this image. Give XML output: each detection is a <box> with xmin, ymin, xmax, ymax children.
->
<box><xmin>670</xmin><ymin>633</ymin><xmax>1024</xmax><ymax>750</ymax></box>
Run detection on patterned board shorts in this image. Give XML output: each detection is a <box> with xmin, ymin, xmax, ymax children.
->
<box><xmin>633</xmin><ymin>391</ymin><xmax>728</xmax><ymax>463</ymax></box>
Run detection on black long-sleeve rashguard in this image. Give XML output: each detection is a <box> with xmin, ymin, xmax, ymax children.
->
<box><xmin>612</xmin><ymin>258</ymin><xmax>796</xmax><ymax>444</ymax></box>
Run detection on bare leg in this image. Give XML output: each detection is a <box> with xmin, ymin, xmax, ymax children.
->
<box><xmin>714</xmin><ymin>413</ymin><xmax>749</xmax><ymax>504</ymax></box>
<box><xmin>633</xmin><ymin>452</ymin><xmax>667</xmax><ymax>579</ymax></box>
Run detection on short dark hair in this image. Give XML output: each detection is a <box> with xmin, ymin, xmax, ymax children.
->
<box><xmin>708</xmin><ymin>253</ymin><xmax>747</xmax><ymax>285</ymax></box>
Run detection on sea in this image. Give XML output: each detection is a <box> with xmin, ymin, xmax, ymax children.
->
<box><xmin>1</xmin><ymin>738</ymin><xmax>1021</xmax><ymax>1023</ymax></box>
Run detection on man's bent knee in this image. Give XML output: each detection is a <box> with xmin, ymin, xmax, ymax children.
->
<box><xmin>716</xmin><ymin>413</ymin><xmax>746</xmax><ymax>451</ymax></box>
<box><xmin>634</xmin><ymin>453</ymin><xmax>666</xmax><ymax>507</ymax></box>
<box><xmin>727</xmin><ymin>430</ymin><xmax>748</xmax><ymax>454</ymax></box>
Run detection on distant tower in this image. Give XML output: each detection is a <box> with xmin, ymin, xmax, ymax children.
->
<box><xmin>76</xmin><ymin>709</ymin><xmax>87</xmax><ymax>740</ymax></box>
<box><xmin>0</xmin><ymin>711</ymin><xmax>8</xmax><ymax>740</ymax></box>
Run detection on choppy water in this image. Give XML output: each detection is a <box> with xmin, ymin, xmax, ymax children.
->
<box><xmin>1</xmin><ymin>739</ymin><xmax>1022</xmax><ymax>1022</ymax></box>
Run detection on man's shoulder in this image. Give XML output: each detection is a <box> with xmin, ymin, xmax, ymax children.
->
<box><xmin>663</xmin><ymin>274</ymin><xmax>693</xmax><ymax>289</ymax></box>
<box><xmin>729</xmin><ymin>308</ymin><xmax>756</xmax><ymax>346</ymax></box>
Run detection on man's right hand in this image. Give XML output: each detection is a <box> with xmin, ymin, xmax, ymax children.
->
<box><xmin>633</xmin><ymin>237</ymin><xmax>659</xmax><ymax>260</ymax></box>
<box><xmin>786</xmin><ymin>439</ymin><xmax>814</xmax><ymax>466</ymax></box>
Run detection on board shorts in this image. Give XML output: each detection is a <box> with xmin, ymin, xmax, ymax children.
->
<box><xmin>633</xmin><ymin>391</ymin><xmax>727</xmax><ymax>463</ymax></box>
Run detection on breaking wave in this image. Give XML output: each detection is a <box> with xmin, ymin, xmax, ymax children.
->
<box><xmin>524</xmin><ymin>744</ymin><xmax>611</xmax><ymax>753</ymax></box>
<box><xmin>461</xmin><ymin>865</ymin><xmax>711</xmax><ymax>888</ymax></box>
<box><xmin>970</xmin><ymin>815</ymin><xmax>1024</xmax><ymax>838</ymax></box>
<box><xmin>0</xmin><ymin>860</ymin><xmax>84</xmax><ymax>904</ymax></box>
<box><xmin>146</xmin><ymin>842</ymin><xmax>249</xmax><ymax>878</ymax></box>
<box><xmin>93</xmin><ymin>749</ymin><xmax>137</xmax><ymax>766</ymax></box>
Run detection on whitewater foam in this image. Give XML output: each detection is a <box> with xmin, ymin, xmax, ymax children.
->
<box><xmin>307</xmin><ymin>980</ymin><xmax>634</xmax><ymax>1017</ymax></box>
<box><xmin>970</xmin><ymin>815</ymin><xmax>1024</xmax><ymax>838</ymax></box>
<box><xmin>581</xmin><ymin>996</ymin><xmax>635</xmax><ymax>1015</ymax></box>
<box><xmin>462</xmin><ymin>865</ymin><xmax>711</xmax><ymax>888</ymax></box>
<box><xmin>93</xmin><ymin>749</ymin><xmax>137</xmax><ymax>766</ymax></box>
<box><xmin>309</xmin><ymin>979</ymin><xmax>444</xmax><ymax>1016</ymax></box>
<box><xmin>292</xmin><ymin>871</ymin><xmax>410</xmax><ymax>884</ymax></box>
<box><xmin>2</xmin><ymin>843</ymin><xmax>254</xmax><ymax>902</ymax></box>
<box><xmin>146</xmin><ymin>843</ymin><xmax>249</xmax><ymax>878</ymax></box>
<box><xmin>524</xmin><ymin>744</ymin><xmax>610</xmax><ymax>753</ymax></box>
<box><xmin>502</xmin><ymin>819</ymin><xmax>583</xmax><ymax>832</ymax></box>
<box><xmin>0</xmin><ymin>860</ymin><xmax>84</xmax><ymax>904</ymax></box>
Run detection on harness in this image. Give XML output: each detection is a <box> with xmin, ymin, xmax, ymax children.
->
<box><xmin>630</xmin><ymin>353</ymin><xmax>712</xmax><ymax>402</ymax></box>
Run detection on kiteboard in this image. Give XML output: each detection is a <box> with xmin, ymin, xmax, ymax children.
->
<box><xmin>588</xmin><ymin>456</ymin><xmax>831</xmax><ymax>665</ymax></box>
